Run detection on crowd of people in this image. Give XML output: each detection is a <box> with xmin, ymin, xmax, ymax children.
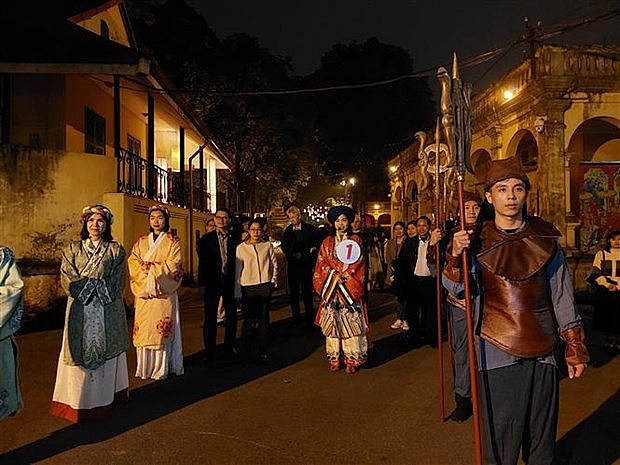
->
<box><xmin>2</xmin><ymin>155</ymin><xmax>615</xmax><ymax>464</ymax></box>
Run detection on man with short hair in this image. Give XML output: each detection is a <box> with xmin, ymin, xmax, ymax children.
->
<box><xmin>198</xmin><ymin>207</ymin><xmax>241</xmax><ymax>359</ymax></box>
<box><xmin>444</xmin><ymin>156</ymin><xmax>589</xmax><ymax>464</ymax></box>
<box><xmin>444</xmin><ymin>191</ymin><xmax>482</xmax><ymax>423</ymax></box>
<box><xmin>281</xmin><ymin>206</ymin><xmax>321</xmax><ymax>327</ymax></box>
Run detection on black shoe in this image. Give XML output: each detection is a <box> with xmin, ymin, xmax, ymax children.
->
<box><xmin>223</xmin><ymin>346</ymin><xmax>239</xmax><ymax>359</ymax></box>
<box><xmin>259</xmin><ymin>352</ymin><xmax>268</xmax><ymax>361</ymax></box>
<box><xmin>449</xmin><ymin>395</ymin><xmax>472</xmax><ymax>423</ymax></box>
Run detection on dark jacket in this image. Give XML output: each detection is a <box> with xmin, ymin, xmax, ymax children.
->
<box><xmin>394</xmin><ymin>235</ymin><xmax>439</xmax><ymax>298</ymax></box>
<box><xmin>197</xmin><ymin>228</ymin><xmax>241</xmax><ymax>289</ymax></box>
<box><xmin>281</xmin><ymin>221</ymin><xmax>321</xmax><ymax>266</ymax></box>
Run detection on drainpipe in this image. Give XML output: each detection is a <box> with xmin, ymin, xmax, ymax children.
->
<box><xmin>188</xmin><ymin>141</ymin><xmax>209</xmax><ymax>283</ymax></box>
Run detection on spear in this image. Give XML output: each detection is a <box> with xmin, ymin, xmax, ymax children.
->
<box><xmin>433</xmin><ymin>116</ymin><xmax>446</xmax><ymax>422</ymax></box>
<box><xmin>437</xmin><ymin>54</ymin><xmax>482</xmax><ymax>465</ymax></box>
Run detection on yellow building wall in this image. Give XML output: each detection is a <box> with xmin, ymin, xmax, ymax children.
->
<box><xmin>65</xmin><ymin>75</ymin><xmax>115</xmax><ymax>154</ymax></box>
<box><xmin>11</xmin><ymin>75</ymin><xmax>65</xmax><ymax>149</ymax></box>
<box><xmin>0</xmin><ymin>147</ymin><xmax>117</xmax><ymax>312</ymax></box>
<box><xmin>65</xmin><ymin>75</ymin><xmax>151</xmax><ymax>155</ymax></box>
<box><xmin>75</xmin><ymin>6</ymin><xmax>132</xmax><ymax>48</ymax></box>
<box><xmin>564</xmin><ymin>92</ymin><xmax>620</xmax><ymax>147</ymax></box>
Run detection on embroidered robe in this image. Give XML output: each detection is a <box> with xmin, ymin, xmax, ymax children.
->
<box><xmin>129</xmin><ymin>233</ymin><xmax>183</xmax><ymax>350</ymax></box>
<box><xmin>313</xmin><ymin>235</ymin><xmax>368</xmax><ymax>331</ymax></box>
<box><xmin>60</xmin><ymin>240</ymin><xmax>129</xmax><ymax>370</ymax></box>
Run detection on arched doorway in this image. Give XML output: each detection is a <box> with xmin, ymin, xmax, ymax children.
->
<box><xmin>471</xmin><ymin>149</ymin><xmax>492</xmax><ymax>186</ymax></box>
<box><xmin>405</xmin><ymin>180</ymin><xmax>418</xmax><ymax>221</ymax></box>
<box><xmin>567</xmin><ymin>117</ymin><xmax>620</xmax><ymax>252</ymax></box>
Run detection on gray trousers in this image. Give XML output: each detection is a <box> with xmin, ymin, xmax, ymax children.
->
<box><xmin>448</xmin><ymin>305</ymin><xmax>470</xmax><ymax>398</ymax></box>
<box><xmin>480</xmin><ymin>360</ymin><xmax>559</xmax><ymax>465</ymax></box>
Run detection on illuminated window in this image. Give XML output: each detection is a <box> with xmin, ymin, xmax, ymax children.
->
<box><xmin>127</xmin><ymin>134</ymin><xmax>141</xmax><ymax>156</ymax></box>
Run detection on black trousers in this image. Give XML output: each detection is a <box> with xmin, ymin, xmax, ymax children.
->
<box><xmin>480</xmin><ymin>360</ymin><xmax>559</xmax><ymax>465</ymax></box>
<box><xmin>240</xmin><ymin>283</ymin><xmax>272</xmax><ymax>356</ymax></box>
<box><xmin>405</xmin><ymin>275</ymin><xmax>437</xmax><ymax>344</ymax></box>
<box><xmin>203</xmin><ymin>280</ymin><xmax>237</xmax><ymax>357</ymax></box>
<box><xmin>287</xmin><ymin>260</ymin><xmax>315</xmax><ymax>324</ymax></box>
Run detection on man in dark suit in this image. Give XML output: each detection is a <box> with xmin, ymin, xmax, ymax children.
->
<box><xmin>396</xmin><ymin>215</ymin><xmax>443</xmax><ymax>347</ymax></box>
<box><xmin>281</xmin><ymin>206</ymin><xmax>321</xmax><ymax>327</ymax></box>
<box><xmin>198</xmin><ymin>207</ymin><xmax>241</xmax><ymax>359</ymax></box>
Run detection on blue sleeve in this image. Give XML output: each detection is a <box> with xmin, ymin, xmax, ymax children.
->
<box><xmin>546</xmin><ymin>244</ymin><xmax>582</xmax><ymax>332</ymax></box>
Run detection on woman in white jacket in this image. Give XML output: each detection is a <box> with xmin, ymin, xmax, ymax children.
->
<box><xmin>235</xmin><ymin>219</ymin><xmax>278</xmax><ymax>361</ymax></box>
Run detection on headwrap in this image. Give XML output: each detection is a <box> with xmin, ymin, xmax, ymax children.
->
<box><xmin>81</xmin><ymin>204</ymin><xmax>113</xmax><ymax>224</ymax></box>
<box><xmin>483</xmin><ymin>156</ymin><xmax>530</xmax><ymax>191</ymax></box>
<box><xmin>327</xmin><ymin>205</ymin><xmax>355</xmax><ymax>225</ymax></box>
<box><xmin>148</xmin><ymin>204</ymin><xmax>170</xmax><ymax>220</ymax></box>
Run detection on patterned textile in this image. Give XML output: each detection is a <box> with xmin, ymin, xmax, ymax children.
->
<box><xmin>60</xmin><ymin>240</ymin><xmax>128</xmax><ymax>370</ymax></box>
<box><xmin>0</xmin><ymin>246</ymin><xmax>24</xmax><ymax>421</ymax></box>
<box><xmin>313</xmin><ymin>234</ymin><xmax>368</xmax><ymax>367</ymax></box>
<box><xmin>129</xmin><ymin>232</ymin><xmax>183</xmax><ymax>350</ymax></box>
<box><xmin>81</xmin><ymin>204</ymin><xmax>113</xmax><ymax>224</ymax></box>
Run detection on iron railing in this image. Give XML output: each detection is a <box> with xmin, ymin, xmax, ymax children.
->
<box><xmin>116</xmin><ymin>148</ymin><xmax>210</xmax><ymax>211</ymax></box>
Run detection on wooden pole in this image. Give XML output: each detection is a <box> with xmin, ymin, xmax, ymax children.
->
<box><xmin>434</xmin><ymin>117</ymin><xmax>446</xmax><ymax>422</ymax></box>
<box><xmin>456</xmin><ymin>178</ymin><xmax>483</xmax><ymax>465</ymax></box>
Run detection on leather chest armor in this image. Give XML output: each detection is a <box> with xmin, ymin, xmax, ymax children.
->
<box><xmin>477</xmin><ymin>217</ymin><xmax>561</xmax><ymax>358</ymax></box>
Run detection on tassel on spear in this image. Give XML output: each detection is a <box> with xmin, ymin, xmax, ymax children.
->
<box><xmin>437</xmin><ymin>54</ymin><xmax>483</xmax><ymax>465</ymax></box>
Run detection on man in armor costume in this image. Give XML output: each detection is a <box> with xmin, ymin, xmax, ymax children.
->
<box><xmin>443</xmin><ymin>157</ymin><xmax>589</xmax><ymax>465</ymax></box>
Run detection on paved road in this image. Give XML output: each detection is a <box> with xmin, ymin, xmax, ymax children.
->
<box><xmin>1</xmin><ymin>289</ymin><xmax>618</xmax><ymax>465</ymax></box>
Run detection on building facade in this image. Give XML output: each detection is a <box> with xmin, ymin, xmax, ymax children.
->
<box><xmin>389</xmin><ymin>44</ymin><xmax>620</xmax><ymax>291</ymax></box>
<box><xmin>0</xmin><ymin>1</ymin><xmax>232</xmax><ymax>313</ymax></box>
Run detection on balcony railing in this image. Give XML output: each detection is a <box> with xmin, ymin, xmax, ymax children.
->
<box><xmin>116</xmin><ymin>148</ymin><xmax>210</xmax><ymax>211</ymax></box>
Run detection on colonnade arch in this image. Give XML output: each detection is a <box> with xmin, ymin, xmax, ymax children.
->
<box><xmin>567</xmin><ymin>116</ymin><xmax>620</xmax><ymax>251</ymax></box>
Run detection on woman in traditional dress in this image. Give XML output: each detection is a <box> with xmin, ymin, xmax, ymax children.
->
<box><xmin>0</xmin><ymin>246</ymin><xmax>24</xmax><ymax>421</ymax></box>
<box><xmin>234</xmin><ymin>219</ymin><xmax>278</xmax><ymax>361</ymax></box>
<box><xmin>313</xmin><ymin>205</ymin><xmax>368</xmax><ymax>374</ymax></box>
<box><xmin>51</xmin><ymin>205</ymin><xmax>129</xmax><ymax>422</ymax></box>
<box><xmin>129</xmin><ymin>205</ymin><xmax>184</xmax><ymax>380</ymax></box>
<box><xmin>588</xmin><ymin>229</ymin><xmax>620</xmax><ymax>350</ymax></box>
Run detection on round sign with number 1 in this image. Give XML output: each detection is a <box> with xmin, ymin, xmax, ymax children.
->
<box><xmin>336</xmin><ymin>239</ymin><xmax>361</xmax><ymax>264</ymax></box>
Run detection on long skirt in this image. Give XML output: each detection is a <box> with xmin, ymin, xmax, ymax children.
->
<box><xmin>51</xmin><ymin>352</ymin><xmax>129</xmax><ymax>423</ymax></box>
<box><xmin>135</xmin><ymin>294</ymin><xmax>184</xmax><ymax>380</ymax></box>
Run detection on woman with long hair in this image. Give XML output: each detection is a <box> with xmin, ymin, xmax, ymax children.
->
<box><xmin>129</xmin><ymin>205</ymin><xmax>184</xmax><ymax>380</ymax></box>
<box><xmin>313</xmin><ymin>206</ymin><xmax>368</xmax><ymax>374</ymax></box>
<box><xmin>51</xmin><ymin>205</ymin><xmax>129</xmax><ymax>422</ymax></box>
<box><xmin>234</xmin><ymin>219</ymin><xmax>278</xmax><ymax>361</ymax></box>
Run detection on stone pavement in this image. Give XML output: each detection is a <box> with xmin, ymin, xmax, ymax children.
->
<box><xmin>1</xmin><ymin>289</ymin><xmax>618</xmax><ymax>465</ymax></box>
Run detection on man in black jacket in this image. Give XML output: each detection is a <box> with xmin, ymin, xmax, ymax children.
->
<box><xmin>281</xmin><ymin>206</ymin><xmax>321</xmax><ymax>327</ymax></box>
<box><xmin>198</xmin><ymin>207</ymin><xmax>241</xmax><ymax>359</ymax></box>
<box><xmin>396</xmin><ymin>215</ymin><xmax>443</xmax><ymax>347</ymax></box>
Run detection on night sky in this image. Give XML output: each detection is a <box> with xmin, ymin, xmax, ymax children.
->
<box><xmin>186</xmin><ymin>0</ymin><xmax>619</xmax><ymax>94</ymax></box>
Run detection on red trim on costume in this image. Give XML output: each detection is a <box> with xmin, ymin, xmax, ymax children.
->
<box><xmin>50</xmin><ymin>389</ymin><xmax>129</xmax><ymax>423</ymax></box>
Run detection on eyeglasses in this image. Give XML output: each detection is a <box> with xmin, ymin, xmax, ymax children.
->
<box><xmin>215</xmin><ymin>216</ymin><xmax>229</xmax><ymax>220</ymax></box>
